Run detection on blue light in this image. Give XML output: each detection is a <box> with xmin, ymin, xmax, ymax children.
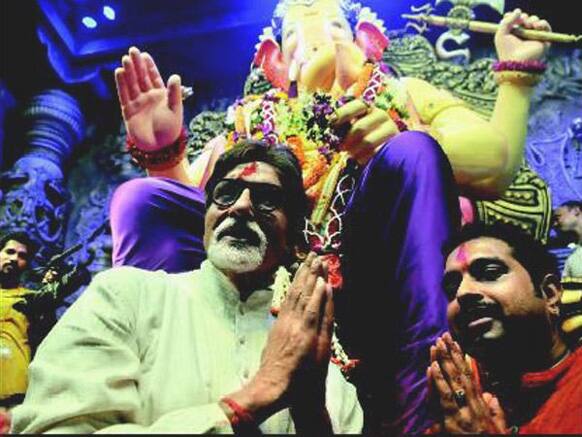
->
<box><xmin>82</xmin><ymin>16</ymin><xmax>97</xmax><ymax>28</ymax></box>
<box><xmin>103</xmin><ymin>6</ymin><xmax>116</xmax><ymax>20</ymax></box>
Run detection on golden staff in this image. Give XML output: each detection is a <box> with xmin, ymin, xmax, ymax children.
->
<box><xmin>402</xmin><ymin>13</ymin><xmax>582</xmax><ymax>44</ymax></box>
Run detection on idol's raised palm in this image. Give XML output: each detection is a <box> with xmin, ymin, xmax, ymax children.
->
<box><xmin>114</xmin><ymin>47</ymin><xmax>183</xmax><ymax>152</ymax></box>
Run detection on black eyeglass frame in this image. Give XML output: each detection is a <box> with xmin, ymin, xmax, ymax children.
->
<box><xmin>211</xmin><ymin>178</ymin><xmax>285</xmax><ymax>213</ymax></box>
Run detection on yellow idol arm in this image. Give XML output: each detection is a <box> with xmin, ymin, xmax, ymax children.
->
<box><xmin>403</xmin><ymin>77</ymin><xmax>530</xmax><ymax>199</ymax></box>
<box><xmin>487</xmin><ymin>80</ymin><xmax>535</xmax><ymax>192</ymax></box>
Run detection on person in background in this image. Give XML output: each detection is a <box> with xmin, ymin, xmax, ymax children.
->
<box><xmin>554</xmin><ymin>200</ymin><xmax>582</xmax><ymax>278</ymax></box>
<box><xmin>0</xmin><ymin>232</ymin><xmax>36</xmax><ymax>409</ymax></box>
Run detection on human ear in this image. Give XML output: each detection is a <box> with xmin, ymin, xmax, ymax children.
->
<box><xmin>540</xmin><ymin>274</ymin><xmax>563</xmax><ymax>317</ymax></box>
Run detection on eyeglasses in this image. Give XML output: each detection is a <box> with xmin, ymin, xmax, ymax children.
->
<box><xmin>211</xmin><ymin>178</ymin><xmax>284</xmax><ymax>213</ymax></box>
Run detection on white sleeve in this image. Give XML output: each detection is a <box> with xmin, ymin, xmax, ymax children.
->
<box><xmin>11</xmin><ymin>269</ymin><xmax>233</xmax><ymax>434</ymax></box>
<box><xmin>562</xmin><ymin>256</ymin><xmax>573</xmax><ymax>278</ymax></box>
<box><xmin>325</xmin><ymin>362</ymin><xmax>364</xmax><ymax>434</ymax></box>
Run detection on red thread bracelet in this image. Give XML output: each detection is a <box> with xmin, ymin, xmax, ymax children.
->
<box><xmin>220</xmin><ymin>396</ymin><xmax>255</xmax><ymax>428</ymax></box>
<box><xmin>492</xmin><ymin>60</ymin><xmax>547</xmax><ymax>73</ymax></box>
<box><xmin>126</xmin><ymin>126</ymin><xmax>188</xmax><ymax>171</ymax></box>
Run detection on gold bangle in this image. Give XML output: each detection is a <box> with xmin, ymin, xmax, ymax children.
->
<box><xmin>494</xmin><ymin>71</ymin><xmax>543</xmax><ymax>87</ymax></box>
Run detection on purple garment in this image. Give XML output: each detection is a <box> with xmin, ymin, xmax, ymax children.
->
<box><xmin>108</xmin><ymin>131</ymin><xmax>459</xmax><ymax>433</ymax></box>
<box><xmin>109</xmin><ymin>177</ymin><xmax>206</xmax><ymax>273</ymax></box>
<box><xmin>336</xmin><ymin>131</ymin><xmax>460</xmax><ymax>434</ymax></box>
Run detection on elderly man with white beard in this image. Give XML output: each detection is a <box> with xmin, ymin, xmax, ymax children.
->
<box><xmin>10</xmin><ymin>141</ymin><xmax>363</xmax><ymax>434</ymax></box>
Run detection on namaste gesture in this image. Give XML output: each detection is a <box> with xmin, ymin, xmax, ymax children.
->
<box><xmin>427</xmin><ymin>333</ymin><xmax>507</xmax><ymax>434</ymax></box>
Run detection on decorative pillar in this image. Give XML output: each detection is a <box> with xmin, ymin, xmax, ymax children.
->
<box><xmin>0</xmin><ymin>89</ymin><xmax>85</xmax><ymax>265</ymax></box>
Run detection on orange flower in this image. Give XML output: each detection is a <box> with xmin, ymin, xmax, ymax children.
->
<box><xmin>285</xmin><ymin>136</ymin><xmax>306</xmax><ymax>166</ymax></box>
<box><xmin>322</xmin><ymin>253</ymin><xmax>343</xmax><ymax>290</ymax></box>
<box><xmin>352</xmin><ymin>63</ymin><xmax>374</xmax><ymax>98</ymax></box>
<box><xmin>303</xmin><ymin>154</ymin><xmax>328</xmax><ymax>189</ymax></box>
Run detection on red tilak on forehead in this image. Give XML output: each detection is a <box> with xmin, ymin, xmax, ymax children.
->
<box><xmin>238</xmin><ymin>162</ymin><xmax>258</xmax><ymax>178</ymax></box>
<box><xmin>455</xmin><ymin>244</ymin><xmax>470</xmax><ymax>271</ymax></box>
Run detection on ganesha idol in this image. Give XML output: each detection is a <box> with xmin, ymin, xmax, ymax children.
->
<box><xmin>188</xmin><ymin>0</ymin><xmax>547</xmax><ymax>224</ymax></box>
<box><xmin>110</xmin><ymin>0</ymin><xmax>551</xmax><ymax>432</ymax></box>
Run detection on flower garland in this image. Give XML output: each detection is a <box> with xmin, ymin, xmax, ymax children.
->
<box><xmin>225</xmin><ymin>61</ymin><xmax>409</xmax><ymax>212</ymax></box>
<box><xmin>270</xmin><ymin>263</ymin><xmax>359</xmax><ymax>374</ymax></box>
<box><xmin>226</xmin><ymin>62</ymin><xmax>410</xmax><ymax>373</ymax></box>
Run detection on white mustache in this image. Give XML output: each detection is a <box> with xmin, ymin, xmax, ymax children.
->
<box><xmin>214</xmin><ymin>217</ymin><xmax>264</xmax><ymax>243</ymax></box>
<box><xmin>208</xmin><ymin>216</ymin><xmax>268</xmax><ymax>274</ymax></box>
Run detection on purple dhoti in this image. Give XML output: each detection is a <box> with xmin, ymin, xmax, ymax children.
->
<box><xmin>109</xmin><ymin>177</ymin><xmax>206</xmax><ymax>273</ymax></box>
<box><xmin>108</xmin><ymin>130</ymin><xmax>459</xmax><ymax>433</ymax></box>
<box><xmin>337</xmin><ymin>131</ymin><xmax>459</xmax><ymax>434</ymax></box>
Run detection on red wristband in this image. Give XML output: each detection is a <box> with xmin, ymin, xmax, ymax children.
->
<box><xmin>220</xmin><ymin>396</ymin><xmax>255</xmax><ymax>429</ymax></box>
<box><xmin>126</xmin><ymin>126</ymin><xmax>188</xmax><ymax>171</ymax></box>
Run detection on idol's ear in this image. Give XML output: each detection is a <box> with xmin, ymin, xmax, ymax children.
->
<box><xmin>354</xmin><ymin>21</ymin><xmax>389</xmax><ymax>62</ymax></box>
<box><xmin>253</xmin><ymin>38</ymin><xmax>290</xmax><ymax>90</ymax></box>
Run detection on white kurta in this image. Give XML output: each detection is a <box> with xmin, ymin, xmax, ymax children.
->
<box><xmin>563</xmin><ymin>244</ymin><xmax>582</xmax><ymax>278</ymax></box>
<box><xmin>11</xmin><ymin>261</ymin><xmax>362</xmax><ymax>434</ymax></box>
